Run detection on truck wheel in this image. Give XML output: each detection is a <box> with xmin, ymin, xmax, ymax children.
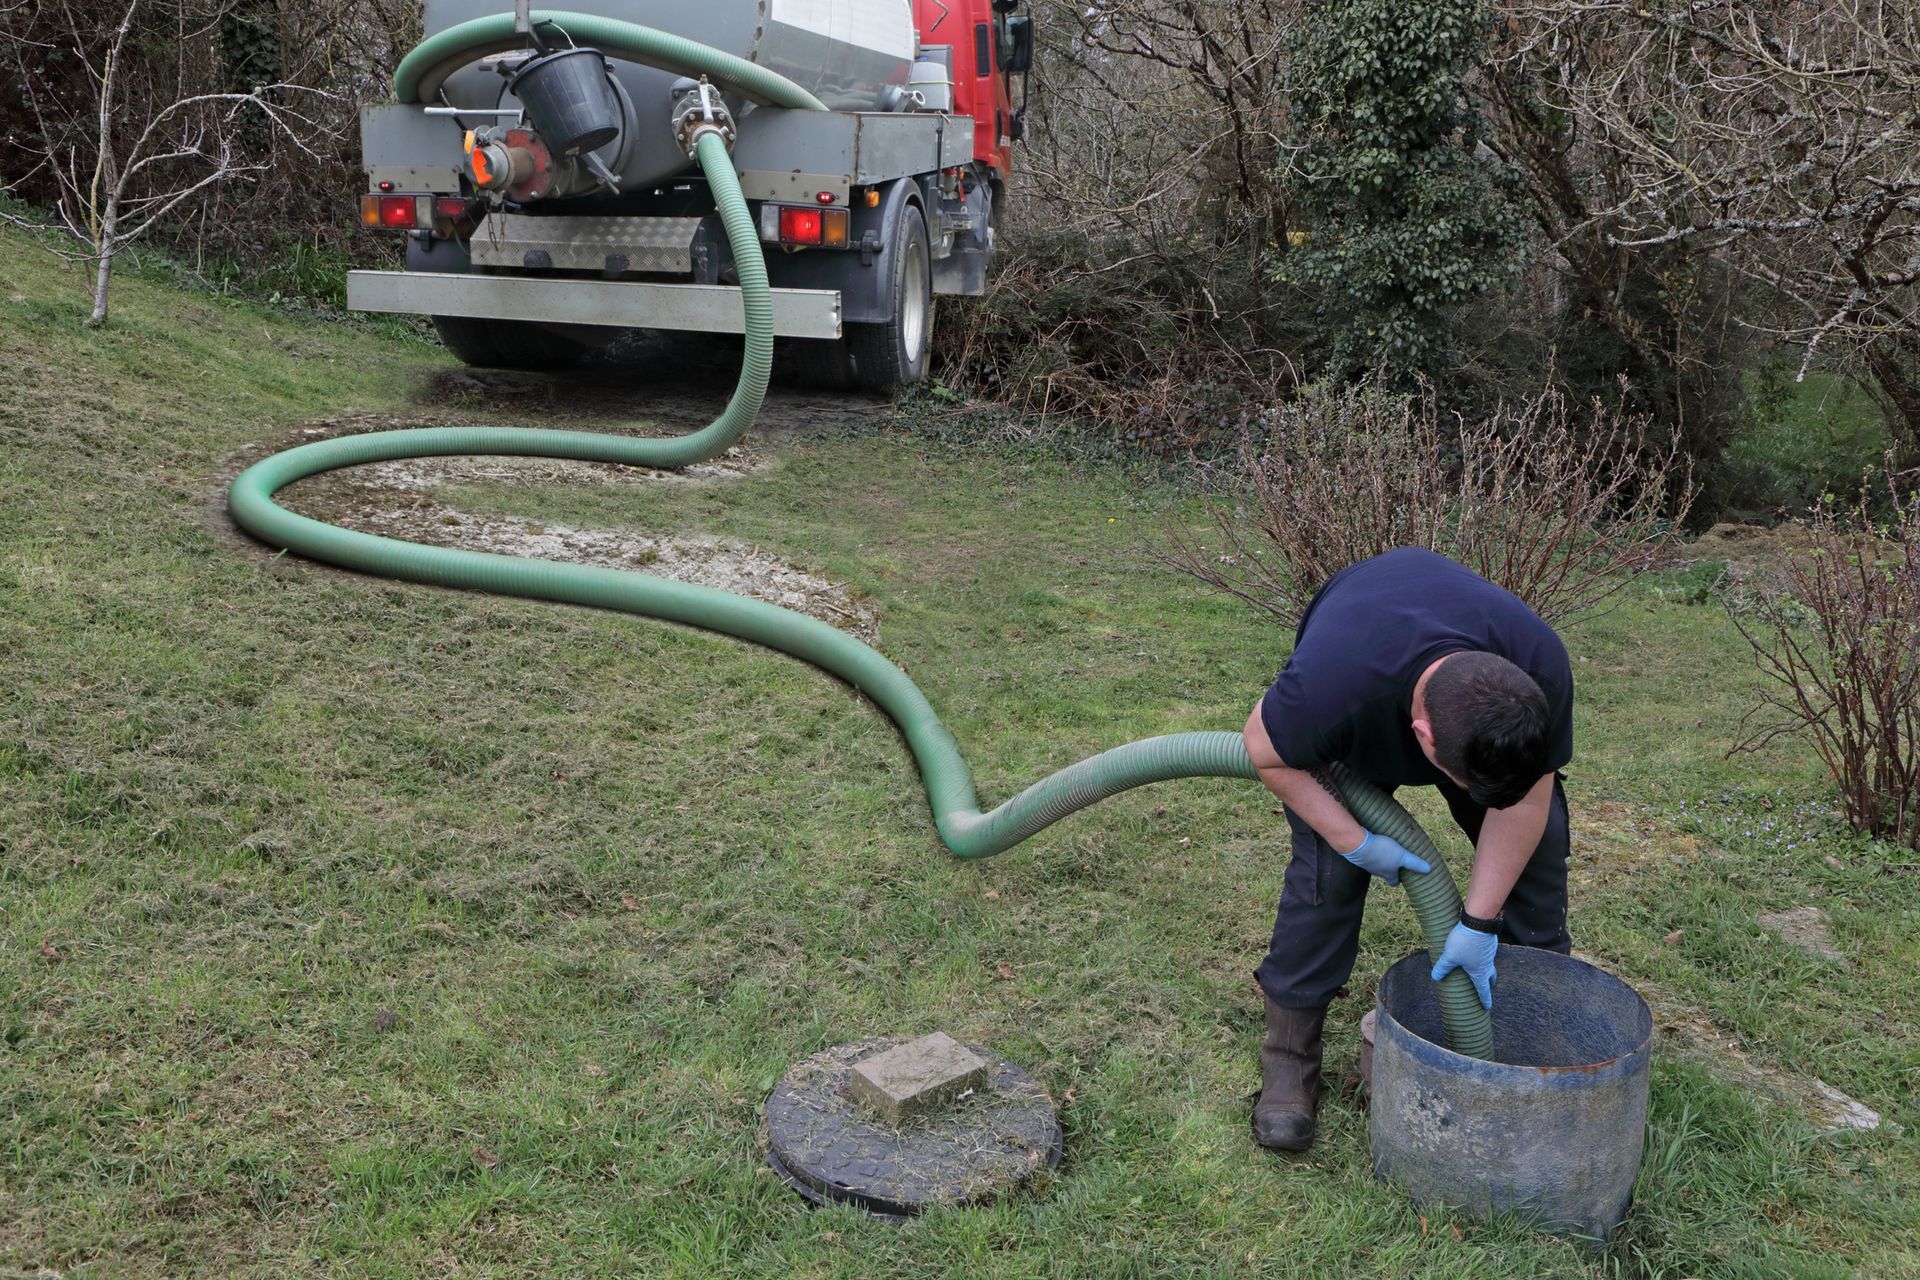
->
<box><xmin>789</xmin><ymin>337</ymin><xmax>859</xmax><ymax>390</ymax></box>
<box><xmin>431</xmin><ymin>316</ymin><xmax>587</xmax><ymax>371</ymax></box>
<box><xmin>849</xmin><ymin>203</ymin><xmax>933</xmax><ymax>392</ymax></box>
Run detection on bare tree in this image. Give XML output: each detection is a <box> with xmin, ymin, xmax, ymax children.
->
<box><xmin>1047</xmin><ymin>1</ymin><xmax>1298</xmax><ymax>254</ymax></box>
<box><xmin>1</xmin><ymin>0</ymin><xmax>331</xmax><ymax>325</ymax></box>
<box><xmin>1485</xmin><ymin>1</ymin><xmax>1920</xmax><ymax>462</ymax></box>
<box><xmin>939</xmin><ymin>2</ymin><xmax>1307</xmax><ymax>433</ymax></box>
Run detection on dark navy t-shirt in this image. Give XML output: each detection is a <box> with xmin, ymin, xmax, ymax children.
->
<box><xmin>1259</xmin><ymin>548</ymin><xmax>1574</xmax><ymax>788</ymax></box>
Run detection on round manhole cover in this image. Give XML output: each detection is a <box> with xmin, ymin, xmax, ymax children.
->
<box><xmin>761</xmin><ymin>1037</ymin><xmax>1063</xmax><ymax>1218</ymax></box>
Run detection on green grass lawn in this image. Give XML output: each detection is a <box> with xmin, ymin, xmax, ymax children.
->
<box><xmin>3</xmin><ymin>231</ymin><xmax>1916</xmax><ymax>1279</ymax></box>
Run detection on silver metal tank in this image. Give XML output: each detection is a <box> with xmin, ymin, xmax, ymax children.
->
<box><xmin>427</xmin><ymin>1</ymin><xmax>918</xmax><ymax>190</ymax></box>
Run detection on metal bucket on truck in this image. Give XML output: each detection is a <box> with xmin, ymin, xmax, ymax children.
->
<box><xmin>1369</xmin><ymin>947</ymin><xmax>1653</xmax><ymax>1245</ymax></box>
<box><xmin>508</xmin><ymin>45</ymin><xmax>624</xmax><ymax>155</ymax></box>
<box><xmin>427</xmin><ymin>0</ymin><xmax>917</xmax><ymax>190</ymax></box>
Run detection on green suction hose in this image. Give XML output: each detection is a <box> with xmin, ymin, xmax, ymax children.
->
<box><xmin>393</xmin><ymin>10</ymin><xmax>830</xmax><ymax>110</ymax></box>
<box><xmin>1325</xmin><ymin>764</ymin><xmax>1495</xmax><ymax>1059</ymax></box>
<box><xmin>232</xmin><ymin>20</ymin><xmax>1496</xmax><ymax>1060</ymax></box>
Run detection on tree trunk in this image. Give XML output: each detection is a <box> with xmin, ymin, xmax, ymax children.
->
<box><xmin>88</xmin><ymin>204</ymin><xmax>116</xmax><ymax>328</ymax></box>
<box><xmin>1863</xmin><ymin>339</ymin><xmax>1920</xmax><ymax>471</ymax></box>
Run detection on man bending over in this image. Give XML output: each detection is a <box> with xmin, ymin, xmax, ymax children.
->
<box><xmin>1243</xmin><ymin>547</ymin><xmax>1575</xmax><ymax>1152</ymax></box>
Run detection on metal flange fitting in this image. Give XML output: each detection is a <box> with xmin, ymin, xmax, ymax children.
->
<box><xmin>670</xmin><ymin>77</ymin><xmax>736</xmax><ymax>156</ymax></box>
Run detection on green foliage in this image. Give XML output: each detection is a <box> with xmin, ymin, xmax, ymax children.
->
<box><xmin>1278</xmin><ymin>0</ymin><xmax>1527</xmax><ymax>381</ymax></box>
<box><xmin>219</xmin><ymin>0</ymin><xmax>282</xmax><ymax>91</ymax></box>
<box><xmin>1722</xmin><ymin>359</ymin><xmax>1894</xmax><ymax>516</ymax></box>
<box><xmin>1647</xmin><ymin>559</ymin><xmax>1732</xmax><ymax>608</ymax></box>
<box><xmin>186</xmin><ymin>233</ymin><xmax>360</xmax><ymax>309</ymax></box>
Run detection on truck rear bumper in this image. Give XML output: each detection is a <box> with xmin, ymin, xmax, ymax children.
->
<box><xmin>346</xmin><ymin>271</ymin><xmax>843</xmax><ymax>339</ymax></box>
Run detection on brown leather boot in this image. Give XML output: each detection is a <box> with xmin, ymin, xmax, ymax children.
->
<box><xmin>1252</xmin><ymin>998</ymin><xmax>1327</xmax><ymax>1152</ymax></box>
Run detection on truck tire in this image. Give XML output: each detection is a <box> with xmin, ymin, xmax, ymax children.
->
<box><xmin>431</xmin><ymin>315</ymin><xmax>587</xmax><ymax>371</ymax></box>
<box><xmin>849</xmin><ymin>202</ymin><xmax>933</xmax><ymax>392</ymax></box>
<box><xmin>789</xmin><ymin>337</ymin><xmax>860</xmax><ymax>390</ymax></box>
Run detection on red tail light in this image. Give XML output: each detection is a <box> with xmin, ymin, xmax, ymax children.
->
<box><xmin>358</xmin><ymin>193</ymin><xmax>430</xmax><ymax>231</ymax></box>
<box><xmin>780</xmin><ymin>206</ymin><xmax>824</xmax><ymax>245</ymax></box>
<box><xmin>763</xmin><ymin>204</ymin><xmax>850</xmax><ymax>248</ymax></box>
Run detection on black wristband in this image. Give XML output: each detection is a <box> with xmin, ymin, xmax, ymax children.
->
<box><xmin>1460</xmin><ymin>908</ymin><xmax>1503</xmax><ymax>934</ymax></box>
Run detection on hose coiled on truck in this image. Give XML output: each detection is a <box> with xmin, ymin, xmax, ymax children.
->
<box><xmin>393</xmin><ymin>10</ymin><xmax>831</xmax><ymax>111</ymax></box>
<box><xmin>229</xmin><ymin>13</ymin><xmax>1496</xmax><ymax>1059</ymax></box>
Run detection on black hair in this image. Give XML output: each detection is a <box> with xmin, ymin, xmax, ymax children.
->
<box><xmin>1424</xmin><ymin>652</ymin><xmax>1551</xmax><ymax>809</ymax></box>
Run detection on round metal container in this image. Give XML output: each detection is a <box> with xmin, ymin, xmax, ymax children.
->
<box><xmin>428</xmin><ymin>0</ymin><xmax>917</xmax><ymax>189</ymax></box>
<box><xmin>1369</xmin><ymin>947</ymin><xmax>1653</xmax><ymax>1245</ymax></box>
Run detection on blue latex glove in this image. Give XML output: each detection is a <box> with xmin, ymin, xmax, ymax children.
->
<box><xmin>1431</xmin><ymin>921</ymin><xmax>1498</xmax><ymax>1010</ymax></box>
<box><xmin>1338</xmin><ymin>832</ymin><xmax>1433</xmax><ymax>886</ymax></box>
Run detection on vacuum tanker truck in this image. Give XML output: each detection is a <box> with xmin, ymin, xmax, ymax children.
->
<box><xmin>348</xmin><ymin>1</ymin><xmax>1033</xmax><ymax>390</ymax></box>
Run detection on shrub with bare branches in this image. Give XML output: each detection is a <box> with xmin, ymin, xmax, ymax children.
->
<box><xmin>940</xmin><ymin>225</ymin><xmax>1300</xmax><ymax>449</ymax></box>
<box><xmin>1166</xmin><ymin>378</ymin><xmax>1694</xmax><ymax>628</ymax></box>
<box><xmin>1731</xmin><ymin>464</ymin><xmax>1920</xmax><ymax>850</ymax></box>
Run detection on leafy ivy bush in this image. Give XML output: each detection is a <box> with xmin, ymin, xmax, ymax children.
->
<box><xmin>1278</xmin><ymin>0</ymin><xmax>1526</xmax><ymax>382</ymax></box>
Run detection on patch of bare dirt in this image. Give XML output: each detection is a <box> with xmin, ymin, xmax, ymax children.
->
<box><xmin>1758</xmin><ymin>905</ymin><xmax>1847</xmax><ymax>965</ymax></box>
<box><xmin>287</xmin><ymin>445</ymin><xmax>875</xmax><ymax>638</ymax></box>
<box><xmin>212</xmin><ymin>399</ymin><xmax>879</xmax><ymax>636</ymax></box>
<box><xmin>358</xmin><ymin>444</ymin><xmax>765</xmax><ymax>492</ymax></box>
<box><xmin>1688</xmin><ymin>521</ymin><xmax>1826</xmax><ymax>580</ymax></box>
<box><xmin>1687</xmin><ymin>520</ymin><xmax>1899</xmax><ymax>586</ymax></box>
<box><xmin>1567</xmin><ymin>798</ymin><xmax>1717</xmax><ymax>885</ymax></box>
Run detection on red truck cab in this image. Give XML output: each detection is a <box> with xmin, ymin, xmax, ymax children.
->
<box><xmin>913</xmin><ymin>0</ymin><xmax>1028</xmax><ymax>186</ymax></box>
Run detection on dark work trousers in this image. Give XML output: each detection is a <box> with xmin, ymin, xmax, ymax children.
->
<box><xmin>1255</xmin><ymin>774</ymin><xmax>1574</xmax><ymax>1009</ymax></box>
